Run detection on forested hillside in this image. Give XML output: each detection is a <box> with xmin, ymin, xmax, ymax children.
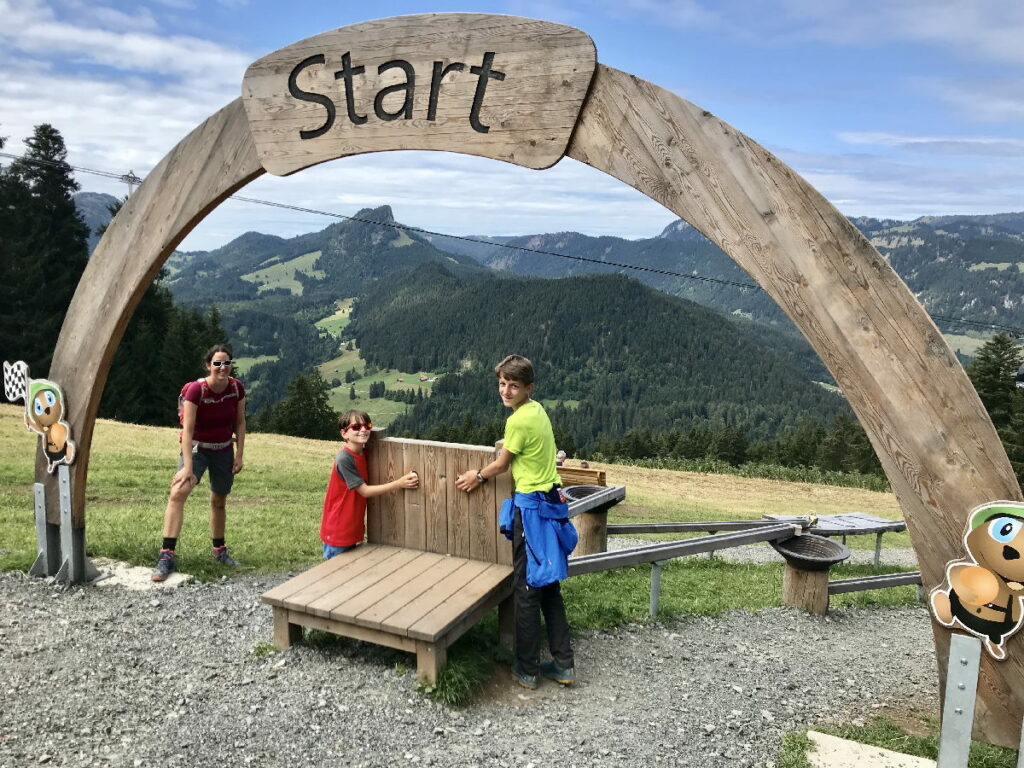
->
<box><xmin>348</xmin><ymin>264</ymin><xmax>848</xmax><ymax>454</ymax></box>
<box><xmin>436</xmin><ymin>213</ymin><xmax>1024</xmax><ymax>334</ymax></box>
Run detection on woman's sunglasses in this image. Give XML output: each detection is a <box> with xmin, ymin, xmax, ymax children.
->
<box><xmin>345</xmin><ymin>423</ymin><xmax>373</xmax><ymax>432</ymax></box>
<box><xmin>211</xmin><ymin>360</ymin><xmax>234</xmax><ymax>368</ymax></box>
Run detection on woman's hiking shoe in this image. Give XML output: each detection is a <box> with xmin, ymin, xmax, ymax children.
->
<box><xmin>511</xmin><ymin>661</ymin><xmax>538</xmax><ymax>690</ymax></box>
<box><xmin>212</xmin><ymin>545</ymin><xmax>241</xmax><ymax>567</ymax></box>
<box><xmin>151</xmin><ymin>549</ymin><xmax>176</xmax><ymax>582</ymax></box>
<box><xmin>539</xmin><ymin>660</ymin><xmax>576</xmax><ymax>685</ymax></box>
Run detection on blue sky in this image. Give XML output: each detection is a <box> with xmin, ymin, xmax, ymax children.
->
<box><xmin>2</xmin><ymin>0</ymin><xmax>1022</xmax><ymax>251</ymax></box>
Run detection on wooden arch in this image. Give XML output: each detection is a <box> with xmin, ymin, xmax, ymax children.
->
<box><xmin>46</xmin><ymin>14</ymin><xmax>1022</xmax><ymax>745</ymax></box>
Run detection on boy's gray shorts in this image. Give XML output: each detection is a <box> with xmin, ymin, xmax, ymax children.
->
<box><xmin>178</xmin><ymin>448</ymin><xmax>235</xmax><ymax>495</ymax></box>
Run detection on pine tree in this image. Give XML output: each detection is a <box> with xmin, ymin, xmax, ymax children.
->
<box><xmin>967</xmin><ymin>332</ymin><xmax>1023</xmax><ymax>433</ymax></box>
<box><xmin>0</xmin><ymin>124</ymin><xmax>89</xmax><ymax>374</ymax></box>
<box><xmin>349</xmin><ymin>384</ymin><xmax>357</xmax><ymax>401</ymax></box>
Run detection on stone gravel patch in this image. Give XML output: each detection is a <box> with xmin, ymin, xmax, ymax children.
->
<box><xmin>0</xmin><ymin>569</ymin><xmax>937</xmax><ymax>768</ymax></box>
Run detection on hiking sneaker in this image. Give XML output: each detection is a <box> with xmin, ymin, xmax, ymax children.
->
<box><xmin>212</xmin><ymin>545</ymin><xmax>241</xmax><ymax>567</ymax></box>
<box><xmin>539</xmin><ymin>660</ymin><xmax>576</xmax><ymax>685</ymax></box>
<box><xmin>151</xmin><ymin>549</ymin><xmax>176</xmax><ymax>582</ymax></box>
<box><xmin>511</xmin><ymin>661</ymin><xmax>538</xmax><ymax>690</ymax></box>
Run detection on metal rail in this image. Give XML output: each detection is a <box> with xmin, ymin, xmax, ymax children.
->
<box><xmin>607</xmin><ymin>520</ymin><xmax>809</xmax><ymax>535</ymax></box>
<box><xmin>827</xmin><ymin>571</ymin><xmax>921</xmax><ymax>595</ymax></box>
<box><xmin>568</xmin><ymin>523</ymin><xmax>802</xmax><ymax>577</ymax></box>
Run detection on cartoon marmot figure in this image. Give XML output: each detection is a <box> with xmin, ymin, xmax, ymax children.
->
<box><xmin>931</xmin><ymin>501</ymin><xmax>1024</xmax><ymax>660</ymax></box>
<box><xmin>24</xmin><ymin>381</ymin><xmax>76</xmax><ymax>472</ymax></box>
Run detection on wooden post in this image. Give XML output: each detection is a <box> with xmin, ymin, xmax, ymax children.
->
<box><xmin>416</xmin><ymin>641</ymin><xmax>446</xmax><ymax>685</ymax></box>
<box><xmin>272</xmin><ymin>607</ymin><xmax>303</xmax><ymax>649</ymax></box>
<box><xmin>571</xmin><ymin>509</ymin><xmax>608</xmax><ymax>556</ymax></box>
<box><xmin>782</xmin><ymin>563</ymin><xmax>830</xmax><ymax>615</ymax></box>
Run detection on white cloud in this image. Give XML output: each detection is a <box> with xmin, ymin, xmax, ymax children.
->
<box><xmin>838</xmin><ymin>132</ymin><xmax>1024</xmax><ymax>157</ymax></box>
<box><xmin>0</xmin><ymin>0</ymin><xmax>251</xmax><ymax>85</ymax></box>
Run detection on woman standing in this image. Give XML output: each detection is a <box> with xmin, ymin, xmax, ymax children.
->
<box><xmin>152</xmin><ymin>345</ymin><xmax>246</xmax><ymax>581</ymax></box>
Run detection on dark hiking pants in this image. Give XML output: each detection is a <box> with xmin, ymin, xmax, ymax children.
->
<box><xmin>513</xmin><ymin>507</ymin><xmax>574</xmax><ymax>676</ymax></box>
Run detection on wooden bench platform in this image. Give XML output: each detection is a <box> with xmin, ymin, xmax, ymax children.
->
<box><xmin>263</xmin><ymin>543</ymin><xmax>512</xmax><ymax>683</ymax></box>
<box><xmin>262</xmin><ymin>432</ymin><xmax>516</xmax><ymax>684</ymax></box>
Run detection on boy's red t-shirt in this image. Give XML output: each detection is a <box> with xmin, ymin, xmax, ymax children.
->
<box><xmin>320</xmin><ymin>447</ymin><xmax>368</xmax><ymax>547</ymax></box>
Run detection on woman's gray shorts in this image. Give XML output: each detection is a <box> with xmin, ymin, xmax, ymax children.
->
<box><xmin>178</xmin><ymin>448</ymin><xmax>235</xmax><ymax>495</ymax></box>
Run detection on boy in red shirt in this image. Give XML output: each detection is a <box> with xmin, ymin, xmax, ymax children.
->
<box><xmin>321</xmin><ymin>409</ymin><xmax>419</xmax><ymax>558</ymax></box>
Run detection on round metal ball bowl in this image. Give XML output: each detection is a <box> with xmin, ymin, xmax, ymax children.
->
<box><xmin>560</xmin><ymin>485</ymin><xmax>603</xmax><ymax>501</ymax></box>
<box><xmin>770</xmin><ymin>533</ymin><xmax>850</xmax><ymax>571</ymax></box>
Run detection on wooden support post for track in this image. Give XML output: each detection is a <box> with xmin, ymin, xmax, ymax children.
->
<box><xmin>782</xmin><ymin>563</ymin><xmax>830</xmax><ymax>615</ymax></box>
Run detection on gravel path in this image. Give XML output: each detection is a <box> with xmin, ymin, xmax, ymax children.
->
<box><xmin>1</xmin><ymin>568</ymin><xmax>937</xmax><ymax>768</ymax></box>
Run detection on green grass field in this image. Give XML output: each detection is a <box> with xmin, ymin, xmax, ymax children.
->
<box><xmin>314</xmin><ymin>298</ymin><xmax>355</xmax><ymax>337</ymax></box>
<box><xmin>240</xmin><ymin>250</ymin><xmax>325</xmax><ymax>296</ymax></box>
<box><xmin>317</xmin><ymin>348</ymin><xmax>439</xmax><ymax>428</ymax></box>
<box><xmin>233</xmin><ymin>354</ymin><xmax>279</xmax><ymax>375</ymax></box>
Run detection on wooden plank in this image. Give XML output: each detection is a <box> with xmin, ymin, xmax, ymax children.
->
<box><xmin>241</xmin><ymin>14</ymin><xmax>596</xmax><ymax>175</ymax></box>
<box><xmin>329</xmin><ymin>551</ymin><xmax>444</xmax><ymax>621</ymax></box>
<box><xmin>378</xmin><ymin>440</ymin><xmax>404</xmax><ymax>546</ymax></box>
<box><xmin>261</xmin><ymin>544</ymin><xmax>374</xmax><ymax>606</ymax></box>
<box><xmin>378</xmin><ymin>559</ymin><xmax>493</xmax><ymax>636</ymax></box>
<box><xmin>402</xmin><ymin>442</ymin><xmax>426</xmax><ymax>550</ymax></box>
<box><xmin>408</xmin><ymin>563</ymin><xmax>513</xmax><ymax>641</ymax></box>
<box><xmin>305</xmin><ymin>548</ymin><xmax>423</xmax><ymax>618</ymax></box>
<box><xmin>365</xmin><ymin>429</ymin><xmax>386</xmax><ymax>543</ymax></box>
<box><xmin>493</xmin><ymin>461</ymin><xmax>514</xmax><ymax>566</ymax></box>
<box><xmin>355</xmin><ymin>554</ymin><xmax>468</xmax><ymax>630</ymax></box>
<box><xmin>469</xmin><ymin>453</ymin><xmax>497</xmax><ymax>564</ymax></box>
<box><xmin>422</xmin><ymin>441</ymin><xmax>448</xmax><ymax>554</ymax></box>
<box><xmin>284</xmin><ymin>609</ymin><xmax>417</xmax><ymax>654</ymax></box>
<box><xmin>446</xmin><ymin>448</ymin><xmax>473</xmax><ymax>558</ymax></box>
<box><xmin>282</xmin><ymin>545</ymin><xmax>404</xmax><ymax>612</ymax></box>
<box><xmin>557</xmin><ymin>466</ymin><xmax>606</xmax><ymax>486</ymax></box>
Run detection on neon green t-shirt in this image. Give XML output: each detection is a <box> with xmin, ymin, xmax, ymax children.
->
<box><xmin>503</xmin><ymin>400</ymin><xmax>560</xmax><ymax>494</ymax></box>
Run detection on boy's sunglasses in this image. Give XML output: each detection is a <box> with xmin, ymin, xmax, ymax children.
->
<box><xmin>345</xmin><ymin>423</ymin><xmax>373</xmax><ymax>432</ymax></box>
<box><xmin>211</xmin><ymin>360</ymin><xmax>234</xmax><ymax>368</ymax></box>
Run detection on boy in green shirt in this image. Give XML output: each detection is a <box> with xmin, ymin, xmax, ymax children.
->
<box><xmin>456</xmin><ymin>355</ymin><xmax>576</xmax><ymax>689</ymax></box>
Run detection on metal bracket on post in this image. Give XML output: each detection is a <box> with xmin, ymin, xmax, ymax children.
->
<box><xmin>28</xmin><ymin>483</ymin><xmax>60</xmax><ymax>577</ymax></box>
<box><xmin>649</xmin><ymin>560</ymin><xmax>665</xmax><ymax>618</ymax></box>
<box><xmin>936</xmin><ymin>633</ymin><xmax>982</xmax><ymax>768</ymax></box>
<box><xmin>53</xmin><ymin>465</ymin><xmax>102</xmax><ymax>586</ymax></box>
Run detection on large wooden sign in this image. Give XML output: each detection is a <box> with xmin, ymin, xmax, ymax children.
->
<box><xmin>46</xmin><ymin>13</ymin><xmax>1024</xmax><ymax>747</ymax></box>
<box><xmin>242</xmin><ymin>14</ymin><xmax>596</xmax><ymax>174</ymax></box>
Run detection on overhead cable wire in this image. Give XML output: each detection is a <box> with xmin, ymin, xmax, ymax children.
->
<box><xmin>4</xmin><ymin>150</ymin><xmax>1024</xmax><ymax>336</ymax></box>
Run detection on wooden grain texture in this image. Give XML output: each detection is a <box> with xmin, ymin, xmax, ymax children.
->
<box><xmin>567</xmin><ymin>63</ymin><xmax>1024</xmax><ymax>747</ymax></box>
<box><xmin>557</xmin><ymin>466</ymin><xmax>606</xmax><ymax>487</ymax></box>
<box><xmin>407</xmin><ymin>563</ymin><xmax>512</xmax><ymax>641</ymax></box>
<box><xmin>365</xmin><ymin>428</ymin><xmax>387</xmax><ymax>543</ymax></box>
<box><xmin>571</xmin><ymin>510</ymin><xmax>608</xmax><ymax>556</ymax></box>
<box><xmin>493</xmin><ymin>469</ymin><xmax>514</xmax><ymax>567</ymax></box>
<box><xmin>446</xmin><ymin>447</ymin><xmax>474</xmax><ymax>558</ymax></box>
<box><xmin>379</xmin><ymin>559</ymin><xmax>492</xmax><ymax>635</ymax></box>
<box><xmin>469</xmin><ymin>454</ymin><xmax>497</xmax><ymax>563</ymax></box>
<box><xmin>42</xmin><ymin>99</ymin><xmax>264</xmax><ymax>526</ymax></box>
<box><xmin>378</xmin><ymin>440</ymin><xmax>404</xmax><ymax>546</ymax></box>
<box><xmin>782</xmin><ymin>564</ymin><xmax>830</xmax><ymax>615</ymax></box>
<box><xmin>242</xmin><ymin>14</ymin><xmax>595</xmax><ymax>175</ymax></box>
<box><xmin>422</xmin><ymin>440</ymin><xmax>448</xmax><ymax>554</ymax></box>
<box><xmin>402</xmin><ymin>442</ymin><xmax>426</xmax><ymax>550</ymax></box>
<box><xmin>357</xmin><ymin>554</ymin><xmax>467</xmax><ymax>630</ymax></box>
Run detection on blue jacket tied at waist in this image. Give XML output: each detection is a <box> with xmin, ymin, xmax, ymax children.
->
<box><xmin>500</xmin><ymin>490</ymin><xmax>578</xmax><ymax>587</ymax></box>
